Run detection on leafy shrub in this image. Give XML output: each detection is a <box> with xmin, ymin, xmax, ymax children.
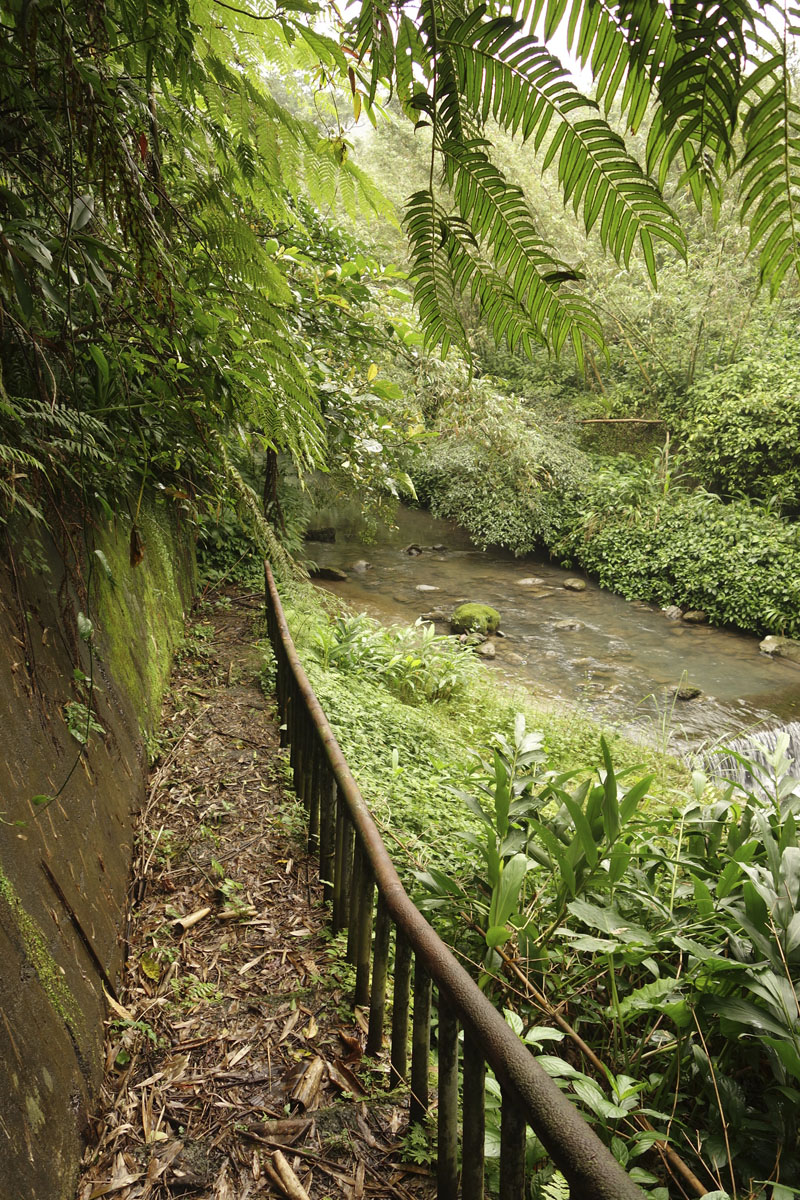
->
<box><xmin>310</xmin><ymin>611</ymin><xmax>478</xmax><ymax>704</ymax></box>
<box><xmin>422</xmin><ymin>719</ymin><xmax>800</xmax><ymax>1195</ymax></box>
<box><xmin>555</xmin><ymin>463</ymin><xmax>800</xmax><ymax>636</ymax></box>
<box><xmin>675</xmin><ymin>352</ymin><xmax>800</xmax><ymax>510</ymax></box>
<box><xmin>411</xmin><ymin>393</ymin><xmax>589</xmax><ymax>554</ymax></box>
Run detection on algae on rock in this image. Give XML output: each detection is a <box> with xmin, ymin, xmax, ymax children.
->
<box><xmin>450</xmin><ymin>602</ymin><xmax>501</xmax><ymax>635</ymax></box>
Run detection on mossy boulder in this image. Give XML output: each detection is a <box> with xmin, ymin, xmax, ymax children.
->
<box><xmin>450</xmin><ymin>603</ymin><xmax>501</xmax><ymax>635</ymax></box>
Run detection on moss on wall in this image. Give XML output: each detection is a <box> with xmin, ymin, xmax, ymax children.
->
<box><xmin>0</xmin><ymin>866</ymin><xmax>82</xmax><ymax>1043</ymax></box>
<box><xmin>93</xmin><ymin>498</ymin><xmax>196</xmax><ymax>733</ymax></box>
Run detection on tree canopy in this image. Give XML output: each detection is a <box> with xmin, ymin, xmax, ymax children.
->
<box><xmin>1</xmin><ymin>0</ymin><xmax>799</xmax><ymax>528</ymax></box>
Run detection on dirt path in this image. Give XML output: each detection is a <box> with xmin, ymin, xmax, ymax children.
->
<box><xmin>77</xmin><ymin>592</ymin><xmax>434</xmax><ymax>1200</ymax></box>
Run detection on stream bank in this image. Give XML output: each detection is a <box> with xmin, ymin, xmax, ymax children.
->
<box><xmin>304</xmin><ymin>504</ymin><xmax>800</xmax><ymax>753</ymax></box>
<box><xmin>76</xmin><ymin>592</ymin><xmax>433</xmax><ymax>1200</ymax></box>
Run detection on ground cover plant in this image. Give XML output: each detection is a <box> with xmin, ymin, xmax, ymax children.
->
<box><xmin>280</xmin><ymin>581</ymin><xmax>800</xmax><ymax>1198</ymax></box>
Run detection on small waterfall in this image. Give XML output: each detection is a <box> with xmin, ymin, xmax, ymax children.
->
<box><xmin>706</xmin><ymin>720</ymin><xmax>800</xmax><ymax>794</ymax></box>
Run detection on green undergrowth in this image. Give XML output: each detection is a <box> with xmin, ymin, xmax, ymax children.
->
<box><xmin>278</xmin><ymin>583</ymin><xmax>687</xmax><ymax>878</ymax></box>
<box><xmin>275</xmin><ymin>583</ymin><xmax>800</xmax><ymax>1197</ymax></box>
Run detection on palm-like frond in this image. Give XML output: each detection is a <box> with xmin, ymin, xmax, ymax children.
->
<box><xmin>440</xmin><ymin>140</ymin><xmax>603</xmax><ymax>358</ymax></box>
<box><xmin>737</xmin><ymin>9</ymin><xmax>800</xmax><ymax>294</ymax></box>
<box><xmin>405</xmin><ymin>191</ymin><xmax>471</xmax><ymax>357</ymax></box>
<box><xmin>441</xmin><ymin>10</ymin><xmax>685</xmax><ymax>281</ymax></box>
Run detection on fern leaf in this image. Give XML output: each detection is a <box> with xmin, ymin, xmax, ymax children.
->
<box><xmin>440</xmin><ymin>14</ymin><xmax>685</xmax><ymax>280</ymax></box>
<box><xmin>737</xmin><ymin>11</ymin><xmax>800</xmax><ymax>294</ymax></box>
<box><xmin>405</xmin><ymin>190</ymin><xmax>470</xmax><ymax>358</ymax></box>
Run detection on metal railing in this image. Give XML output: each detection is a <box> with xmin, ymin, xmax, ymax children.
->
<box><xmin>264</xmin><ymin>563</ymin><xmax>646</xmax><ymax>1200</ymax></box>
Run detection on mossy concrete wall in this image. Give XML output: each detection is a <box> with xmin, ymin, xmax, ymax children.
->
<box><xmin>0</xmin><ymin>498</ymin><xmax>195</xmax><ymax>1200</ymax></box>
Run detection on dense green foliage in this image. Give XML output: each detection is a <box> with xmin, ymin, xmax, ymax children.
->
<box><xmin>675</xmin><ymin>351</ymin><xmax>800</xmax><ymax>510</ymax></box>
<box><xmin>405</xmin><ymin>361</ymin><xmax>800</xmax><ymax>636</ymax></box>
<box><xmin>281</xmin><ymin>583</ymin><xmax>800</xmax><ymax>1197</ymax></box>
<box><xmin>0</xmin><ymin>0</ymin><xmax>404</xmax><ymax>550</ymax></box>
<box><xmin>556</xmin><ymin>461</ymin><xmax>800</xmax><ymax>636</ymax></box>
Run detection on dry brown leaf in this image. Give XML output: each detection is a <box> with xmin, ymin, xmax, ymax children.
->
<box><xmin>290</xmin><ymin>1056</ymin><xmax>325</xmax><ymax>1111</ymax></box>
<box><xmin>327</xmin><ymin>1059</ymin><xmax>367</xmax><ymax>1099</ymax></box>
<box><xmin>103</xmin><ymin>987</ymin><xmax>135</xmax><ymax>1023</ymax></box>
<box><xmin>279</xmin><ymin>1009</ymin><xmax>300</xmax><ymax>1043</ymax></box>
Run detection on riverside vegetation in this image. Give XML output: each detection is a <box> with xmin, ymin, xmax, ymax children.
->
<box><xmin>267</xmin><ymin>579</ymin><xmax>800</xmax><ymax>1199</ymax></box>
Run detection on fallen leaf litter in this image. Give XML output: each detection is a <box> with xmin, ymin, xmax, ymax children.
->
<box><xmin>76</xmin><ymin>591</ymin><xmax>435</xmax><ymax>1200</ymax></box>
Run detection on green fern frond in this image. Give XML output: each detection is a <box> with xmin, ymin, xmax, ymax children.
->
<box><xmin>405</xmin><ymin>190</ymin><xmax>470</xmax><ymax>358</ymax></box>
<box><xmin>737</xmin><ymin>11</ymin><xmax>800</xmax><ymax>294</ymax></box>
<box><xmin>440</xmin><ymin>140</ymin><xmax>602</xmax><ymax>358</ymax></box>
<box><xmin>440</xmin><ymin>11</ymin><xmax>685</xmax><ymax>281</ymax></box>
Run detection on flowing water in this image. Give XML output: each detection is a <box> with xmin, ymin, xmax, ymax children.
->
<box><xmin>307</xmin><ymin>504</ymin><xmax>800</xmax><ymax>755</ymax></box>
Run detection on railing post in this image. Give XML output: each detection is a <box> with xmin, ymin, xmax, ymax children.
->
<box><xmin>319</xmin><ymin>770</ymin><xmax>336</xmax><ymax>906</ymax></box>
<box><xmin>339</xmin><ymin>814</ymin><xmax>355</xmax><ymax>933</ymax></box>
<box><xmin>390</xmin><ymin>930</ymin><xmax>412</xmax><ymax>1089</ymax></box>
<box><xmin>346</xmin><ymin>838</ymin><xmax>362</xmax><ymax>964</ymax></box>
<box><xmin>462</xmin><ymin>1028</ymin><xmax>486</xmax><ymax>1200</ymax></box>
<box><xmin>354</xmin><ymin>861</ymin><xmax>374</xmax><ymax>1009</ymax></box>
<box><xmin>436</xmin><ymin>997</ymin><xmax>459</xmax><ymax>1200</ymax></box>
<box><xmin>410</xmin><ymin>958</ymin><xmax>431</xmax><ymax>1125</ymax></box>
<box><xmin>499</xmin><ymin>1087</ymin><xmax>526</xmax><ymax>1200</ymax></box>
<box><xmin>367</xmin><ymin>895</ymin><xmax>391</xmax><ymax>1056</ymax></box>
<box><xmin>307</xmin><ymin>738</ymin><xmax>320</xmax><ymax>855</ymax></box>
<box><xmin>332</xmin><ymin>786</ymin><xmax>346</xmax><ymax>931</ymax></box>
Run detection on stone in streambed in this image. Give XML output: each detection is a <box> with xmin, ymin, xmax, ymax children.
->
<box><xmin>517</xmin><ymin>576</ymin><xmax>545</xmax><ymax>587</ymax></box>
<box><xmin>563</xmin><ymin>577</ymin><xmax>587</xmax><ymax>592</ymax></box>
<box><xmin>351</xmin><ymin>559</ymin><xmax>371</xmax><ymax>573</ymax></box>
<box><xmin>554</xmin><ymin>619</ymin><xmax>583</xmax><ymax>632</ymax></box>
<box><xmin>673</xmin><ymin>684</ymin><xmax>702</xmax><ymax>701</ymax></box>
<box><xmin>475</xmin><ymin>640</ymin><xmax>496</xmax><ymax>658</ymax></box>
<box><xmin>662</xmin><ymin>605</ymin><xmax>682</xmax><ymax>620</ymax></box>
<box><xmin>760</xmin><ymin>635</ymin><xmax>800</xmax><ymax>664</ymax></box>
<box><xmin>416</xmin><ymin>584</ymin><xmax>440</xmax><ymax>592</ymax></box>
<box><xmin>451</xmin><ymin>603</ymin><xmax>501</xmax><ymax>635</ymax></box>
<box><xmin>420</xmin><ymin>609</ymin><xmax>448</xmax><ymax>622</ymax></box>
<box><xmin>310</xmin><ymin>566</ymin><xmax>347</xmax><ymax>581</ymax></box>
<box><xmin>682</xmin><ymin>610</ymin><xmax>708</xmax><ymax>624</ymax></box>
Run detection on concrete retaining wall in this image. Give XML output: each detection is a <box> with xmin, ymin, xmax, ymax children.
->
<box><xmin>0</xmin><ymin>500</ymin><xmax>195</xmax><ymax>1200</ymax></box>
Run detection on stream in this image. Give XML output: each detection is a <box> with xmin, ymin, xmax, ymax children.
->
<box><xmin>307</xmin><ymin>504</ymin><xmax>800</xmax><ymax>754</ymax></box>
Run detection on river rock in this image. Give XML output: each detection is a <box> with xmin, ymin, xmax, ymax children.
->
<box><xmin>305</xmin><ymin>526</ymin><xmax>335</xmax><ymax>543</ymax></box>
<box><xmin>416</xmin><ymin>583</ymin><xmax>440</xmax><ymax>592</ymax></box>
<box><xmin>682</xmin><ymin>610</ymin><xmax>708</xmax><ymax>624</ymax></box>
<box><xmin>451</xmin><ymin>603</ymin><xmax>501</xmax><ymax>635</ymax></box>
<box><xmin>431</xmin><ymin>544</ymin><xmax>446</xmax><ymax>552</ymax></box>
<box><xmin>503</xmin><ymin>651</ymin><xmax>526</xmax><ymax>666</ymax></box>
<box><xmin>673</xmin><ymin>684</ymin><xmax>702</xmax><ymax>701</ymax></box>
<box><xmin>310</xmin><ymin>565</ymin><xmax>347</xmax><ymax>581</ymax></box>
<box><xmin>570</xmin><ymin>657</ymin><xmax>593</xmax><ymax>667</ymax></box>
<box><xmin>517</xmin><ymin>576</ymin><xmax>545</xmax><ymax>586</ymax></box>
<box><xmin>351</xmin><ymin>559</ymin><xmax>371</xmax><ymax>573</ymax></box>
<box><xmin>554</xmin><ymin>619</ymin><xmax>583</xmax><ymax>632</ymax></box>
<box><xmin>421</xmin><ymin>609</ymin><xmax>448</xmax><ymax>622</ymax></box>
<box><xmin>662</xmin><ymin>605</ymin><xmax>683</xmax><ymax>620</ymax></box>
<box><xmin>760</xmin><ymin>635</ymin><xmax>800</xmax><ymax>664</ymax></box>
<box><xmin>476</xmin><ymin>640</ymin><xmax>496</xmax><ymax>659</ymax></box>
<box><xmin>405</xmin><ymin>543</ymin><xmax>423</xmax><ymax>556</ymax></box>
<box><xmin>563</xmin><ymin>577</ymin><xmax>587</xmax><ymax>592</ymax></box>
